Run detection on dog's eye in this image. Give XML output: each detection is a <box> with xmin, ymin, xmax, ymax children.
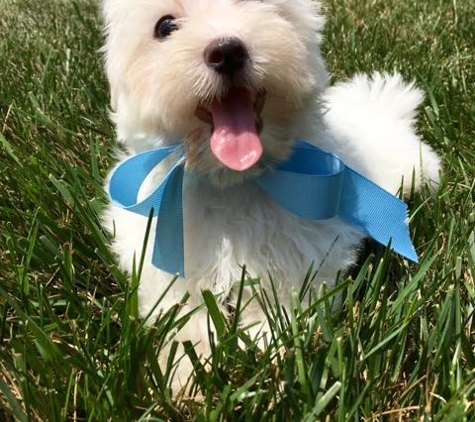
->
<box><xmin>154</xmin><ymin>15</ymin><xmax>179</xmax><ymax>39</ymax></box>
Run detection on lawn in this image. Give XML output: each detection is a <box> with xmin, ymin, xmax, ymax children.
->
<box><xmin>1</xmin><ymin>0</ymin><xmax>474</xmax><ymax>421</ymax></box>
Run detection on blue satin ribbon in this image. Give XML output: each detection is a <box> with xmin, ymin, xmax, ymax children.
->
<box><xmin>107</xmin><ymin>141</ymin><xmax>418</xmax><ymax>276</ymax></box>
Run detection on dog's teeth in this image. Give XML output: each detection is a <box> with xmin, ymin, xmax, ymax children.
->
<box><xmin>195</xmin><ymin>107</ymin><xmax>213</xmax><ymax>124</ymax></box>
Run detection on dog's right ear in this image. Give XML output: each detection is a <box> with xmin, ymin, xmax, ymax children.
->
<box><xmin>108</xmin><ymin>85</ymin><xmax>118</xmax><ymax>113</ymax></box>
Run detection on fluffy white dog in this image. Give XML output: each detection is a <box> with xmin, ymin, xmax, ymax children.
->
<box><xmin>101</xmin><ymin>0</ymin><xmax>441</xmax><ymax>389</ymax></box>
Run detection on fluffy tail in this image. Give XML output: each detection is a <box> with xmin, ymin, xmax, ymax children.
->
<box><xmin>320</xmin><ymin>72</ymin><xmax>441</xmax><ymax>195</ymax></box>
<box><xmin>327</xmin><ymin>72</ymin><xmax>424</xmax><ymax>123</ymax></box>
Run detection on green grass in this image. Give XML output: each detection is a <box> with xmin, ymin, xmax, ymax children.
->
<box><xmin>1</xmin><ymin>0</ymin><xmax>474</xmax><ymax>420</ymax></box>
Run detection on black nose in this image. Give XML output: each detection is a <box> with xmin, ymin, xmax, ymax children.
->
<box><xmin>204</xmin><ymin>37</ymin><xmax>248</xmax><ymax>75</ymax></box>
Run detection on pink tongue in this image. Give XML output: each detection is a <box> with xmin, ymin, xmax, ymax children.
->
<box><xmin>210</xmin><ymin>87</ymin><xmax>262</xmax><ymax>171</ymax></box>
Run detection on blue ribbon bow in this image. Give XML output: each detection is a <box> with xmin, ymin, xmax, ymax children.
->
<box><xmin>108</xmin><ymin>141</ymin><xmax>418</xmax><ymax>276</ymax></box>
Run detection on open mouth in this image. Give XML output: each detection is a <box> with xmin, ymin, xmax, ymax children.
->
<box><xmin>195</xmin><ymin>87</ymin><xmax>266</xmax><ymax>172</ymax></box>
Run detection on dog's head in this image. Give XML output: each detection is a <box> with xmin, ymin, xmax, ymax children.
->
<box><xmin>102</xmin><ymin>0</ymin><xmax>327</xmax><ymax>186</ymax></box>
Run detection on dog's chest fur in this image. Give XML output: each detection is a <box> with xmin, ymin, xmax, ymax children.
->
<box><xmin>183</xmin><ymin>176</ymin><xmax>364</xmax><ymax>282</ymax></box>
<box><xmin>107</xmin><ymin>171</ymin><xmax>364</xmax><ymax>316</ymax></box>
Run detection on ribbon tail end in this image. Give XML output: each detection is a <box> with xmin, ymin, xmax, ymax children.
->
<box><xmin>400</xmin><ymin>247</ymin><xmax>419</xmax><ymax>264</ymax></box>
<box><xmin>151</xmin><ymin>253</ymin><xmax>185</xmax><ymax>278</ymax></box>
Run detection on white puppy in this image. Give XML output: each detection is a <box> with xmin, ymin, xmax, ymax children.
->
<box><xmin>101</xmin><ymin>0</ymin><xmax>441</xmax><ymax>388</ymax></box>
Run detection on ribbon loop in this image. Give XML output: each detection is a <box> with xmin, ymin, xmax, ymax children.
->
<box><xmin>108</xmin><ymin>145</ymin><xmax>179</xmax><ymax>216</ymax></box>
<box><xmin>256</xmin><ymin>141</ymin><xmax>345</xmax><ymax>220</ymax></box>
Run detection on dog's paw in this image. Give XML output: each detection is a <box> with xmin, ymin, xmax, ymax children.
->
<box><xmin>159</xmin><ymin>310</ymin><xmax>213</xmax><ymax>394</ymax></box>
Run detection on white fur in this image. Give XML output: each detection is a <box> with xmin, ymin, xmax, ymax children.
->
<box><xmin>101</xmin><ymin>0</ymin><xmax>441</xmax><ymax>390</ymax></box>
